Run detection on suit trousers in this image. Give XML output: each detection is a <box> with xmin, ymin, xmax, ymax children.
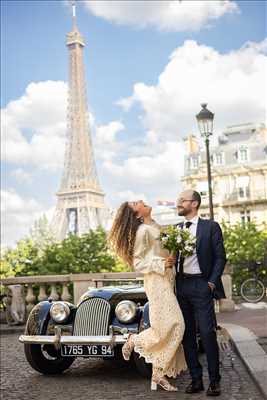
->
<box><xmin>176</xmin><ymin>276</ymin><xmax>221</xmax><ymax>383</ymax></box>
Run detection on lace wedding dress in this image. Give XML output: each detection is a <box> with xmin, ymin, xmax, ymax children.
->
<box><xmin>132</xmin><ymin>221</ymin><xmax>187</xmax><ymax>378</ymax></box>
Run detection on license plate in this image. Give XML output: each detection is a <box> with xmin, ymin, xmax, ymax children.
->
<box><xmin>61</xmin><ymin>344</ymin><xmax>114</xmax><ymax>357</ymax></box>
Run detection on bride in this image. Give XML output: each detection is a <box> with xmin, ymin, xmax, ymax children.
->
<box><xmin>109</xmin><ymin>200</ymin><xmax>187</xmax><ymax>391</ymax></box>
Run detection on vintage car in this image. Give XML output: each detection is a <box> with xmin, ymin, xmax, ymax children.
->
<box><xmin>19</xmin><ymin>285</ymin><xmax>152</xmax><ymax>377</ymax></box>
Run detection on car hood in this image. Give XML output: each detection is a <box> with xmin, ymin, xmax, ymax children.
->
<box><xmin>78</xmin><ymin>285</ymin><xmax>147</xmax><ymax>306</ymax></box>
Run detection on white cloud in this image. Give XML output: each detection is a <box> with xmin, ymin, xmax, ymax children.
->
<box><xmin>103</xmin><ymin>139</ymin><xmax>185</xmax><ymax>206</ymax></box>
<box><xmin>1</xmin><ymin>80</ymin><xmax>130</xmax><ymax>245</ymax></box>
<box><xmin>10</xmin><ymin>168</ymin><xmax>33</xmax><ymax>184</ymax></box>
<box><xmin>1</xmin><ymin>80</ymin><xmax>67</xmax><ymax>170</ymax></box>
<box><xmin>103</xmin><ymin>141</ymin><xmax>184</xmax><ymax>184</ymax></box>
<box><xmin>1</xmin><ymin>189</ymin><xmax>46</xmax><ymax>247</ymax></box>
<box><xmin>95</xmin><ymin>120</ymin><xmax>125</xmax><ymax>160</ymax></box>
<box><xmin>118</xmin><ymin>39</ymin><xmax>267</xmax><ymax>140</ymax></box>
<box><xmin>117</xmin><ymin>190</ymin><xmax>148</xmax><ymax>203</ymax></box>
<box><xmin>1</xmin><ymin>80</ymin><xmax>126</xmax><ymax>169</ymax></box>
<box><xmin>96</xmin><ymin>120</ymin><xmax>124</xmax><ymax>144</ymax></box>
<box><xmin>3</xmin><ymin>37</ymin><xmax>266</xmax><ymax>245</ymax></box>
<box><xmin>83</xmin><ymin>0</ymin><xmax>239</xmax><ymax>32</ymax></box>
<box><xmin>105</xmin><ymin>38</ymin><xmax>267</xmax><ymax>206</ymax></box>
<box><xmin>1</xmin><ymin>189</ymin><xmax>41</xmax><ymax>214</ymax></box>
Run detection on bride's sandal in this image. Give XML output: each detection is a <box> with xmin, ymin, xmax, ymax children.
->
<box><xmin>122</xmin><ymin>333</ymin><xmax>135</xmax><ymax>361</ymax></box>
<box><xmin>151</xmin><ymin>375</ymin><xmax>178</xmax><ymax>392</ymax></box>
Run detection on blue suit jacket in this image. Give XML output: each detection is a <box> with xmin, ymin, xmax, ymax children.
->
<box><xmin>176</xmin><ymin>218</ymin><xmax>227</xmax><ymax>299</ymax></box>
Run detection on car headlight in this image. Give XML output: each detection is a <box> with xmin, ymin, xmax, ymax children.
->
<box><xmin>115</xmin><ymin>300</ymin><xmax>137</xmax><ymax>323</ymax></box>
<box><xmin>50</xmin><ymin>302</ymin><xmax>70</xmax><ymax>323</ymax></box>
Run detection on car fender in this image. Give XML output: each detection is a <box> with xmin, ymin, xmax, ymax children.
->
<box><xmin>25</xmin><ymin>301</ymin><xmax>53</xmax><ymax>335</ymax></box>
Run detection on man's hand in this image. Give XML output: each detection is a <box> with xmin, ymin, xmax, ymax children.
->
<box><xmin>208</xmin><ymin>282</ymin><xmax>216</xmax><ymax>291</ymax></box>
<box><xmin>165</xmin><ymin>255</ymin><xmax>176</xmax><ymax>268</ymax></box>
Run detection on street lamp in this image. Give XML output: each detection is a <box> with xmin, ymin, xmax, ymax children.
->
<box><xmin>196</xmin><ymin>103</ymin><xmax>214</xmax><ymax>220</ymax></box>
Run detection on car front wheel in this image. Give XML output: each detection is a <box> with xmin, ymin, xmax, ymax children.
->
<box><xmin>24</xmin><ymin>343</ymin><xmax>75</xmax><ymax>374</ymax></box>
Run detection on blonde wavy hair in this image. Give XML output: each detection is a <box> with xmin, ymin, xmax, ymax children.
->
<box><xmin>108</xmin><ymin>202</ymin><xmax>142</xmax><ymax>267</ymax></box>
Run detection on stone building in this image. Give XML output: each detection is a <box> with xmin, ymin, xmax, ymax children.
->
<box><xmin>181</xmin><ymin>122</ymin><xmax>267</xmax><ymax>226</ymax></box>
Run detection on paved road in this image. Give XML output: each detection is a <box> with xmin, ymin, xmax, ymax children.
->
<box><xmin>0</xmin><ymin>333</ymin><xmax>263</xmax><ymax>400</ymax></box>
<box><xmin>217</xmin><ymin>305</ymin><xmax>267</xmax><ymax>338</ymax></box>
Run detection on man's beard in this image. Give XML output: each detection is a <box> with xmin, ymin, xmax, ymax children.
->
<box><xmin>177</xmin><ymin>208</ymin><xmax>187</xmax><ymax>216</ymax></box>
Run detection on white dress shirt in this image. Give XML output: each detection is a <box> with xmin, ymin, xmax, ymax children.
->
<box><xmin>181</xmin><ymin>215</ymin><xmax>201</xmax><ymax>274</ymax></box>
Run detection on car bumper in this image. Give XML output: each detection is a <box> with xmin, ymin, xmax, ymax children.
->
<box><xmin>19</xmin><ymin>332</ymin><xmax>128</xmax><ymax>346</ymax></box>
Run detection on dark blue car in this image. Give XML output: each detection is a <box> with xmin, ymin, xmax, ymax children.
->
<box><xmin>19</xmin><ymin>285</ymin><xmax>152</xmax><ymax>377</ymax></box>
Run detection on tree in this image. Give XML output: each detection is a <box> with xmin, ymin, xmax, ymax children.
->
<box><xmin>222</xmin><ymin>221</ymin><xmax>266</xmax><ymax>266</ymax></box>
<box><xmin>1</xmin><ymin>215</ymin><xmax>55</xmax><ymax>278</ymax></box>
<box><xmin>0</xmin><ymin>226</ymin><xmax>133</xmax><ymax>278</ymax></box>
<box><xmin>39</xmin><ymin>228</ymin><xmax>117</xmax><ymax>275</ymax></box>
<box><xmin>111</xmin><ymin>256</ymin><xmax>131</xmax><ymax>273</ymax></box>
<box><xmin>222</xmin><ymin>221</ymin><xmax>267</xmax><ymax>294</ymax></box>
<box><xmin>29</xmin><ymin>215</ymin><xmax>56</xmax><ymax>255</ymax></box>
<box><xmin>0</xmin><ymin>238</ymin><xmax>41</xmax><ymax>277</ymax></box>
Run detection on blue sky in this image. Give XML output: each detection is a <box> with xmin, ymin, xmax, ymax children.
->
<box><xmin>1</xmin><ymin>0</ymin><xmax>266</xmax><ymax>246</ymax></box>
<box><xmin>2</xmin><ymin>1</ymin><xmax>265</xmax><ymax>106</ymax></box>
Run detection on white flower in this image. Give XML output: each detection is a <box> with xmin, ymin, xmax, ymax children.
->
<box><xmin>187</xmin><ymin>239</ymin><xmax>195</xmax><ymax>245</ymax></box>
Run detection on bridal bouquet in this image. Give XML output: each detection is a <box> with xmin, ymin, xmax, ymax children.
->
<box><xmin>159</xmin><ymin>225</ymin><xmax>196</xmax><ymax>257</ymax></box>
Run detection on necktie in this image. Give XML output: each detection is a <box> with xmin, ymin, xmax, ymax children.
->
<box><xmin>185</xmin><ymin>221</ymin><xmax>192</xmax><ymax>229</ymax></box>
<box><xmin>179</xmin><ymin>221</ymin><xmax>192</xmax><ymax>276</ymax></box>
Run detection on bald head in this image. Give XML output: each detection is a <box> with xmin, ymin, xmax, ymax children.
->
<box><xmin>180</xmin><ymin>189</ymin><xmax>194</xmax><ymax>199</ymax></box>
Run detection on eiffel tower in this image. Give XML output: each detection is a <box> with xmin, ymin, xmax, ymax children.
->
<box><xmin>52</xmin><ymin>2</ymin><xmax>107</xmax><ymax>240</ymax></box>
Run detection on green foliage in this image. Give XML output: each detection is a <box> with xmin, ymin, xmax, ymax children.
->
<box><xmin>40</xmin><ymin>228</ymin><xmax>116</xmax><ymax>275</ymax></box>
<box><xmin>222</xmin><ymin>221</ymin><xmax>267</xmax><ymax>295</ymax></box>
<box><xmin>29</xmin><ymin>215</ymin><xmax>56</xmax><ymax>255</ymax></box>
<box><xmin>0</xmin><ymin>238</ymin><xmax>42</xmax><ymax>277</ymax></box>
<box><xmin>222</xmin><ymin>221</ymin><xmax>266</xmax><ymax>266</ymax></box>
<box><xmin>4</xmin><ymin>217</ymin><xmax>265</xmax><ymax>296</ymax></box>
<box><xmin>112</xmin><ymin>257</ymin><xmax>131</xmax><ymax>272</ymax></box>
<box><xmin>0</xmin><ymin>227</ymin><xmax>130</xmax><ymax>278</ymax></box>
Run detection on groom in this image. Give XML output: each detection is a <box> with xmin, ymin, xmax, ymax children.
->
<box><xmin>175</xmin><ymin>189</ymin><xmax>226</xmax><ymax>396</ymax></box>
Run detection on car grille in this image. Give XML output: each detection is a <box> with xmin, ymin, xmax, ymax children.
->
<box><xmin>73</xmin><ymin>298</ymin><xmax>111</xmax><ymax>336</ymax></box>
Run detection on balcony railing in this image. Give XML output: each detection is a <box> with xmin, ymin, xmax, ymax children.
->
<box><xmin>200</xmin><ymin>189</ymin><xmax>267</xmax><ymax>206</ymax></box>
<box><xmin>224</xmin><ymin>189</ymin><xmax>267</xmax><ymax>203</ymax></box>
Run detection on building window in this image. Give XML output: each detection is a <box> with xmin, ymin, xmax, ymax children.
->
<box><xmin>238</xmin><ymin>148</ymin><xmax>249</xmax><ymax>163</ymax></box>
<box><xmin>240</xmin><ymin>210</ymin><xmax>251</xmax><ymax>225</ymax></box>
<box><xmin>216</xmin><ymin>153</ymin><xmax>223</xmax><ymax>165</ymax></box>
<box><xmin>236</xmin><ymin>175</ymin><xmax>250</xmax><ymax>200</ymax></box>
<box><xmin>197</xmin><ymin>181</ymin><xmax>209</xmax><ymax>197</ymax></box>
<box><xmin>238</xmin><ymin>187</ymin><xmax>250</xmax><ymax>199</ymax></box>
<box><xmin>190</xmin><ymin>156</ymin><xmax>199</xmax><ymax>169</ymax></box>
<box><xmin>213</xmin><ymin>152</ymin><xmax>224</xmax><ymax>166</ymax></box>
<box><xmin>187</xmin><ymin>158</ymin><xmax>191</xmax><ymax>170</ymax></box>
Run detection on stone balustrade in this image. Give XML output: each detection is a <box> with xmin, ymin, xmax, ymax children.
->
<box><xmin>0</xmin><ymin>272</ymin><xmax>144</xmax><ymax>313</ymax></box>
<box><xmin>0</xmin><ymin>268</ymin><xmax>235</xmax><ymax>319</ymax></box>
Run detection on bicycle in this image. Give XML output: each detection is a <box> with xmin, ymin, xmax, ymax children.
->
<box><xmin>240</xmin><ymin>261</ymin><xmax>266</xmax><ymax>303</ymax></box>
